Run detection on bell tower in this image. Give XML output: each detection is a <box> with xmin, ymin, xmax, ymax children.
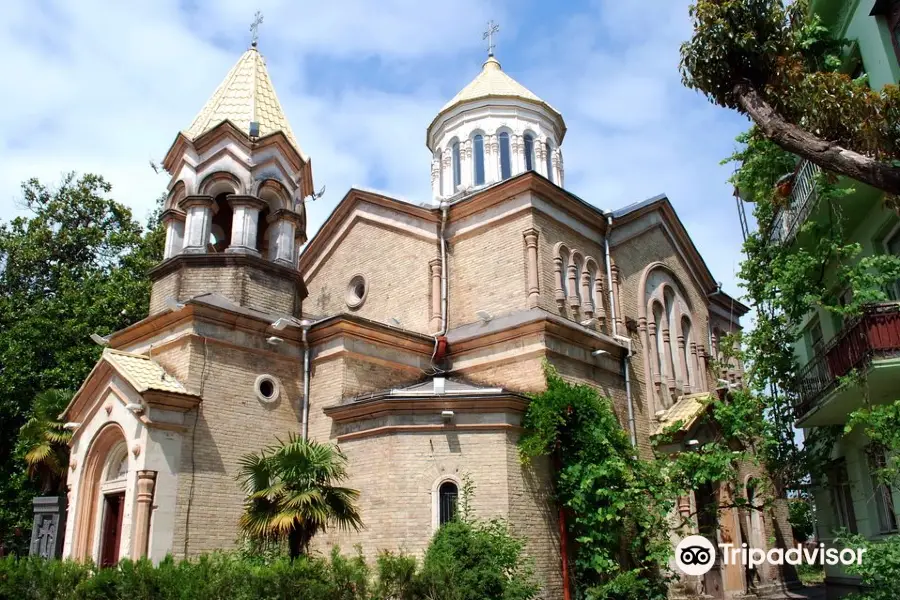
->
<box><xmin>149</xmin><ymin>39</ymin><xmax>313</xmax><ymax>317</ymax></box>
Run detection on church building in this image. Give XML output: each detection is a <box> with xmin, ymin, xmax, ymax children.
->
<box><xmin>59</xmin><ymin>34</ymin><xmax>793</xmax><ymax>599</ymax></box>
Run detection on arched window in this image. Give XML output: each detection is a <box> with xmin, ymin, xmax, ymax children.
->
<box><xmin>451</xmin><ymin>141</ymin><xmax>461</xmax><ymax>192</ymax></box>
<box><xmin>681</xmin><ymin>316</ymin><xmax>693</xmax><ymax>389</ymax></box>
<box><xmin>653</xmin><ymin>303</ymin><xmax>665</xmax><ymax>376</ymax></box>
<box><xmin>572</xmin><ymin>255</ymin><xmax>584</xmax><ymax>303</ymax></box>
<box><xmin>473</xmin><ymin>134</ymin><xmax>485</xmax><ymax>186</ymax></box>
<box><xmin>524</xmin><ymin>133</ymin><xmax>535</xmax><ymax>171</ymax></box>
<box><xmin>664</xmin><ymin>288</ymin><xmax>680</xmax><ymax>382</ymax></box>
<box><xmin>499</xmin><ymin>132</ymin><xmax>511</xmax><ymax>180</ymax></box>
<box><xmin>439</xmin><ymin>481</ymin><xmax>458</xmax><ymax>525</ymax></box>
<box><xmin>545</xmin><ymin>141</ymin><xmax>554</xmax><ymax>182</ymax></box>
<box><xmin>210</xmin><ymin>193</ymin><xmax>233</xmax><ymax>253</ymax></box>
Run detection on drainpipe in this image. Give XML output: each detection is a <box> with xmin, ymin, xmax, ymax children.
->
<box><xmin>300</xmin><ymin>320</ymin><xmax>312</xmax><ymax>440</ymax></box>
<box><xmin>605</xmin><ymin>215</ymin><xmax>638</xmax><ymax>447</ymax></box>
<box><xmin>604</xmin><ymin>216</ymin><xmax>618</xmax><ymax>338</ymax></box>
<box><xmin>432</xmin><ymin>201</ymin><xmax>450</xmax><ymax>366</ymax></box>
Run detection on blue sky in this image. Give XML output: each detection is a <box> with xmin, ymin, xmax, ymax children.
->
<box><xmin>1</xmin><ymin>0</ymin><xmax>752</xmax><ymax>299</ymax></box>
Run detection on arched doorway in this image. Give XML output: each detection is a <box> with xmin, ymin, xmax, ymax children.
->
<box><xmin>72</xmin><ymin>424</ymin><xmax>129</xmax><ymax>564</ymax></box>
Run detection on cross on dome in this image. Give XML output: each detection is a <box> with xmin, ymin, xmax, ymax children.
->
<box><xmin>483</xmin><ymin>20</ymin><xmax>500</xmax><ymax>57</ymax></box>
<box><xmin>250</xmin><ymin>10</ymin><xmax>263</xmax><ymax>48</ymax></box>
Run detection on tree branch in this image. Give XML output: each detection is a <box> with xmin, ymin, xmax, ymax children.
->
<box><xmin>734</xmin><ymin>82</ymin><xmax>900</xmax><ymax>197</ymax></box>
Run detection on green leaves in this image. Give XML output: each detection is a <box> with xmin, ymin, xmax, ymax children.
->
<box><xmin>0</xmin><ymin>173</ymin><xmax>164</xmax><ymax>548</ymax></box>
<box><xmin>237</xmin><ymin>434</ymin><xmax>363</xmax><ymax>558</ymax></box>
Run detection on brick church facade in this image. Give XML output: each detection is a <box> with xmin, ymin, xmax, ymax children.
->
<box><xmin>59</xmin><ymin>41</ymin><xmax>794</xmax><ymax>598</ymax></box>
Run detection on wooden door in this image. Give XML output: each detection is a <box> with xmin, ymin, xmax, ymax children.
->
<box><xmin>99</xmin><ymin>492</ymin><xmax>125</xmax><ymax>568</ymax></box>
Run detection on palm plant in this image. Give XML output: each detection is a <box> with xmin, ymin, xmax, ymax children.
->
<box><xmin>237</xmin><ymin>434</ymin><xmax>363</xmax><ymax>559</ymax></box>
<box><xmin>18</xmin><ymin>389</ymin><xmax>73</xmax><ymax>495</ymax></box>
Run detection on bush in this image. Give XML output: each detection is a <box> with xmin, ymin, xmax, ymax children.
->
<box><xmin>836</xmin><ymin>533</ymin><xmax>900</xmax><ymax>600</ymax></box>
<box><xmin>0</xmin><ymin>521</ymin><xmax>539</xmax><ymax>600</ymax></box>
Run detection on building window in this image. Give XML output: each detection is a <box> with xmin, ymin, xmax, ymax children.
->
<box><xmin>681</xmin><ymin>316</ymin><xmax>693</xmax><ymax>389</ymax></box>
<box><xmin>886</xmin><ymin>224</ymin><xmax>900</xmax><ymax>300</ymax></box>
<box><xmin>451</xmin><ymin>141</ymin><xmax>461</xmax><ymax>192</ymax></box>
<box><xmin>524</xmin><ymin>133</ymin><xmax>535</xmax><ymax>171</ymax></box>
<box><xmin>868</xmin><ymin>447</ymin><xmax>899</xmax><ymax>533</ymax></box>
<box><xmin>473</xmin><ymin>135</ymin><xmax>485</xmax><ymax>186</ymax></box>
<box><xmin>827</xmin><ymin>459</ymin><xmax>858</xmax><ymax>533</ymax></box>
<box><xmin>873</xmin><ymin>0</ymin><xmax>900</xmax><ymax>64</ymax></box>
<box><xmin>545</xmin><ymin>141</ymin><xmax>554</xmax><ymax>183</ymax></box>
<box><xmin>346</xmin><ymin>274</ymin><xmax>368</xmax><ymax>309</ymax></box>
<box><xmin>438</xmin><ymin>481</ymin><xmax>458</xmax><ymax>525</ymax></box>
<box><xmin>499</xmin><ymin>132</ymin><xmax>511</xmax><ymax>180</ymax></box>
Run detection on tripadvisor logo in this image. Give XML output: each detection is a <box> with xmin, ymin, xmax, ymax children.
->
<box><xmin>675</xmin><ymin>535</ymin><xmax>866</xmax><ymax>576</ymax></box>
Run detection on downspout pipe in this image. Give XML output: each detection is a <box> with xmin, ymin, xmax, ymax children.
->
<box><xmin>300</xmin><ymin>321</ymin><xmax>312</xmax><ymax>440</ymax></box>
<box><xmin>432</xmin><ymin>201</ymin><xmax>450</xmax><ymax>367</ymax></box>
<box><xmin>605</xmin><ymin>215</ymin><xmax>637</xmax><ymax>447</ymax></box>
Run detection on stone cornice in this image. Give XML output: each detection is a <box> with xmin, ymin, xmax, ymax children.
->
<box><xmin>324</xmin><ymin>395</ymin><xmax>528</xmax><ymax>424</ymax></box>
<box><xmin>147</xmin><ymin>252</ymin><xmax>307</xmax><ymax>299</ymax></box>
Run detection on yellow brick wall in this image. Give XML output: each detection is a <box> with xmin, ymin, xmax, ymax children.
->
<box><xmin>448</xmin><ymin>213</ymin><xmax>531</xmax><ymax>328</ymax></box>
<box><xmin>533</xmin><ymin>211</ymin><xmax>611</xmax><ymax>335</ymax></box>
<box><xmin>170</xmin><ymin>337</ymin><xmax>303</xmax><ymax>557</ymax></box>
<box><xmin>304</xmin><ymin>220</ymin><xmax>436</xmax><ymax>332</ymax></box>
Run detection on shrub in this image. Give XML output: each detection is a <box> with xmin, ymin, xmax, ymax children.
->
<box><xmin>836</xmin><ymin>533</ymin><xmax>900</xmax><ymax>600</ymax></box>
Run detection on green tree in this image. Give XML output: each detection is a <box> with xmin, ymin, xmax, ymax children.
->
<box><xmin>237</xmin><ymin>434</ymin><xmax>363</xmax><ymax>559</ymax></box>
<box><xmin>16</xmin><ymin>390</ymin><xmax>73</xmax><ymax>496</ymax></box>
<box><xmin>680</xmin><ymin>0</ymin><xmax>900</xmax><ymax>197</ymax></box>
<box><xmin>0</xmin><ymin>173</ymin><xmax>163</xmax><ymax>551</ymax></box>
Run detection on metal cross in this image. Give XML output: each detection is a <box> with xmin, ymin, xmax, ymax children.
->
<box><xmin>250</xmin><ymin>11</ymin><xmax>264</xmax><ymax>47</ymax></box>
<box><xmin>483</xmin><ymin>20</ymin><xmax>500</xmax><ymax>57</ymax></box>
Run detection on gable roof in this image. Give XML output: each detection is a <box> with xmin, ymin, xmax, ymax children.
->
<box><xmin>611</xmin><ymin>193</ymin><xmax>750</xmax><ymax>317</ymax></box>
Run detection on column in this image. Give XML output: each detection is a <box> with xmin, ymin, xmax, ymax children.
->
<box><xmin>268</xmin><ymin>210</ymin><xmax>302</xmax><ymax>267</ymax></box>
<box><xmin>487</xmin><ymin>134</ymin><xmax>499</xmax><ymax>183</ymax></box>
<box><xmin>441</xmin><ymin>148</ymin><xmax>453</xmax><ymax>197</ymax></box>
<box><xmin>431</xmin><ymin>156</ymin><xmax>442</xmax><ymax>200</ymax></box>
<box><xmin>179</xmin><ymin>196</ymin><xmax>216</xmax><ymax>254</ymax></box>
<box><xmin>661</xmin><ymin>315</ymin><xmax>677</xmax><ymax>394</ymax></box>
<box><xmin>534</xmin><ymin>141</ymin><xmax>547</xmax><ymax>178</ymax></box>
<box><xmin>554</xmin><ymin>256</ymin><xmax>566</xmax><ymax>308</ymax></box>
<box><xmin>676</xmin><ymin>332</ymin><xmax>687</xmax><ymax>389</ymax></box>
<box><xmin>131</xmin><ymin>470</ymin><xmax>157</xmax><ymax>559</ymax></box>
<box><xmin>461</xmin><ymin>139</ymin><xmax>473</xmax><ymax>189</ymax></box>
<box><xmin>429</xmin><ymin>259</ymin><xmax>442</xmax><ymax>332</ymax></box>
<box><xmin>161</xmin><ymin>209</ymin><xmax>185</xmax><ymax>259</ymax></box>
<box><xmin>523</xmin><ymin>228</ymin><xmax>540</xmax><ymax>308</ymax></box>
<box><xmin>610</xmin><ymin>264</ymin><xmax>624</xmax><ymax>336</ymax></box>
<box><xmin>594</xmin><ymin>275</ymin><xmax>606</xmax><ymax>324</ymax></box>
<box><xmin>580</xmin><ymin>271</ymin><xmax>593</xmax><ymax>317</ymax></box>
<box><xmin>567</xmin><ymin>263</ymin><xmax>579</xmax><ymax>311</ymax></box>
<box><xmin>647</xmin><ymin>319</ymin><xmax>662</xmax><ymax>411</ymax></box>
<box><xmin>553</xmin><ymin>149</ymin><xmax>564</xmax><ymax>187</ymax></box>
<box><xmin>511</xmin><ymin>134</ymin><xmax>523</xmax><ymax>176</ymax></box>
<box><xmin>691</xmin><ymin>341</ymin><xmax>702</xmax><ymax>392</ymax></box>
<box><xmin>227</xmin><ymin>195</ymin><xmax>268</xmax><ymax>255</ymax></box>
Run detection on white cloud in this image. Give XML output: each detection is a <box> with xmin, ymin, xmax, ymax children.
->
<box><xmin>0</xmin><ymin>0</ymin><xmax>751</xmax><ymax>304</ymax></box>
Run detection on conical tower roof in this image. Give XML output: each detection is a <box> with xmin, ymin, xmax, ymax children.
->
<box><xmin>428</xmin><ymin>55</ymin><xmax>565</xmax><ymax>141</ymax></box>
<box><xmin>183</xmin><ymin>46</ymin><xmax>306</xmax><ymax>160</ymax></box>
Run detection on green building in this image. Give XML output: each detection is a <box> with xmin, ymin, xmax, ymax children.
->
<box><xmin>772</xmin><ymin>1</ymin><xmax>900</xmax><ymax>597</ymax></box>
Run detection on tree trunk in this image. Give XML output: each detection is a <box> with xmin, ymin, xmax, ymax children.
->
<box><xmin>288</xmin><ymin>527</ymin><xmax>302</xmax><ymax>561</ymax></box>
<box><xmin>733</xmin><ymin>82</ymin><xmax>900</xmax><ymax>197</ymax></box>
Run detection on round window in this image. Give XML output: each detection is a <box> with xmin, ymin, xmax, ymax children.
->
<box><xmin>346</xmin><ymin>274</ymin><xmax>367</xmax><ymax>309</ymax></box>
<box><xmin>254</xmin><ymin>374</ymin><xmax>281</xmax><ymax>404</ymax></box>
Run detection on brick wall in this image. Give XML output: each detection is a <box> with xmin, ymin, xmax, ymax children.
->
<box><xmin>169</xmin><ymin>336</ymin><xmax>303</xmax><ymax>557</ymax></box>
<box><xmin>304</xmin><ymin>220</ymin><xmax>436</xmax><ymax>333</ymax></box>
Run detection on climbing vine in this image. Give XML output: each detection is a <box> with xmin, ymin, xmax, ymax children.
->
<box><xmin>519</xmin><ymin>364</ymin><xmax>768</xmax><ymax>600</ymax></box>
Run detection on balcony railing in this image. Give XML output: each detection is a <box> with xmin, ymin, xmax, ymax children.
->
<box><xmin>769</xmin><ymin>160</ymin><xmax>821</xmax><ymax>245</ymax></box>
<box><xmin>793</xmin><ymin>302</ymin><xmax>900</xmax><ymax>420</ymax></box>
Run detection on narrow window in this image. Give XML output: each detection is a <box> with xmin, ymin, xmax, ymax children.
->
<box><xmin>473</xmin><ymin>135</ymin><xmax>485</xmax><ymax>186</ymax></box>
<box><xmin>681</xmin><ymin>316</ymin><xmax>693</xmax><ymax>388</ymax></box>
<box><xmin>545</xmin><ymin>141</ymin><xmax>554</xmax><ymax>182</ymax></box>
<box><xmin>499</xmin><ymin>132</ymin><xmax>511</xmax><ymax>180</ymax></box>
<box><xmin>869</xmin><ymin>448</ymin><xmax>898</xmax><ymax>533</ymax></box>
<box><xmin>439</xmin><ymin>481</ymin><xmax>458</xmax><ymax>525</ymax></box>
<box><xmin>827</xmin><ymin>460</ymin><xmax>858</xmax><ymax>533</ymax></box>
<box><xmin>524</xmin><ymin>133</ymin><xmax>535</xmax><ymax>171</ymax></box>
<box><xmin>451</xmin><ymin>141</ymin><xmax>461</xmax><ymax>192</ymax></box>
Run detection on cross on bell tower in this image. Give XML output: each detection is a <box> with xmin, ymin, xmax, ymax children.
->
<box><xmin>483</xmin><ymin>20</ymin><xmax>500</xmax><ymax>57</ymax></box>
<box><xmin>250</xmin><ymin>11</ymin><xmax>264</xmax><ymax>48</ymax></box>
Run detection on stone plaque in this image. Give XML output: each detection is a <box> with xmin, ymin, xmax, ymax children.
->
<box><xmin>29</xmin><ymin>495</ymin><xmax>67</xmax><ymax>559</ymax></box>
